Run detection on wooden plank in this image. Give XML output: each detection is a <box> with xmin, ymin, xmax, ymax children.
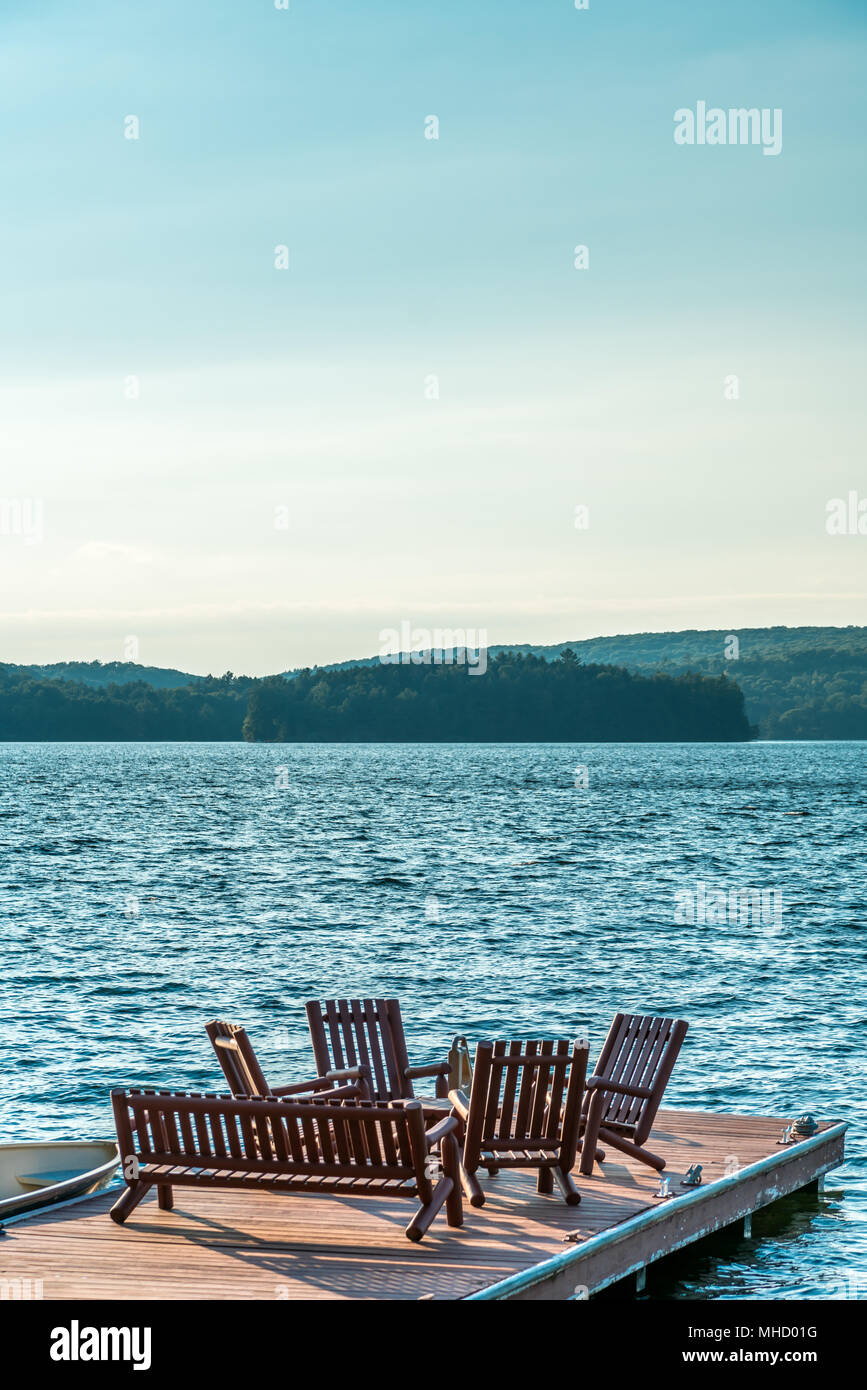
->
<box><xmin>0</xmin><ymin>1110</ymin><xmax>845</xmax><ymax>1302</ymax></box>
<box><xmin>473</xmin><ymin>1122</ymin><xmax>847</xmax><ymax>1300</ymax></box>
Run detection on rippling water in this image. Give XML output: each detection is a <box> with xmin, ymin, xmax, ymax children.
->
<box><xmin>2</xmin><ymin>741</ymin><xmax>864</xmax><ymax>1298</ymax></box>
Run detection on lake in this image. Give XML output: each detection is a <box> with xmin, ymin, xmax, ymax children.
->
<box><xmin>2</xmin><ymin>740</ymin><xmax>864</xmax><ymax>1298</ymax></box>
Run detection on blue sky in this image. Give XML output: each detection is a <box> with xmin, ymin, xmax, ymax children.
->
<box><xmin>0</xmin><ymin>0</ymin><xmax>865</xmax><ymax>673</ymax></box>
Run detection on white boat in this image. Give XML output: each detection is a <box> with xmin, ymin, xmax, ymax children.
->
<box><xmin>0</xmin><ymin>1140</ymin><xmax>120</xmax><ymax>1220</ymax></box>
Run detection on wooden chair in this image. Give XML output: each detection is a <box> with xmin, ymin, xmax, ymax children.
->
<box><xmin>305</xmin><ymin>998</ymin><xmax>450</xmax><ymax>1105</ymax></box>
<box><xmin>579</xmin><ymin>1013</ymin><xmax>688</xmax><ymax>1175</ymax></box>
<box><xmin>205</xmin><ymin>1020</ymin><xmax>361</xmax><ymax>1101</ymax></box>
<box><xmin>109</xmin><ymin>1089</ymin><xmax>463</xmax><ymax>1243</ymax></box>
<box><xmin>449</xmin><ymin>1039</ymin><xmax>588</xmax><ymax>1208</ymax></box>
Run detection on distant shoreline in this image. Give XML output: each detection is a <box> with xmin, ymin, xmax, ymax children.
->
<box><xmin>1</xmin><ymin>737</ymin><xmax>863</xmax><ymax>745</ymax></box>
<box><xmin>3</xmin><ymin>624</ymin><xmax>865</xmax><ymax>739</ymax></box>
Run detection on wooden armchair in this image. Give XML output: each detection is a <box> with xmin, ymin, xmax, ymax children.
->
<box><xmin>449</xmin><ymin>1038</ymin><xmax>588</xmax><ymax>1208</ymax></box>
<box><xmin>579</xmin><ymin>1013</ymin><xmax>688</xmax><ymax>1174</ymax></box>
<box><xmin>305</xmin><ymin>998</ymin><xmax>450</xmax><ymax>1106</ymax></box>
<box><xmin>205</xmin><ymin>1020</ymin><xmax>361</xmax><ymax>1101</ymax></box>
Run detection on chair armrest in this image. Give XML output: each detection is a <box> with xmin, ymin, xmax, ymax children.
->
<box><xmin>325</xmin><ymin>1066</ymin><xmax>367</xmax><ymax>1083</ymax></box>
<box><xmin>271</xmin><ymin>1071</ymin><xmax>363</xmax><ymax>1097</ymax></box>
<box><xmin>271</xmin><ymin>1074</ymin><xmax>335</xmax><ymax>1096</ymax></box>
<box><xmin>405</xmin><ymin>1061</ymin><xmax>450</xmax><ymax>1080</ymax></box>
<box><xmin>586</xmin><ymin>1074</ymin><xmax>653</xmax><ymax>1101</ymax></box>
<box><xmin>448</xmin><ymin>1089</ymin><xmax>470</xmax><ymax>1121</ymax></box>
<box><xmin>424</xmin><ymin>1114</ymin><xmax>459</xmax><ymax>1148</ymax></box>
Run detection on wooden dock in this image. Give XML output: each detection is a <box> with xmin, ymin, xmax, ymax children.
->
<box><xmin>0</xmin><ymin>1110</ymin><xmax>845</xmax><ymax>1300</ymax></box>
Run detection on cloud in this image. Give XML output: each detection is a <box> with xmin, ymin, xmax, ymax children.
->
<box><xmin>72</xmin><ymin>542</ymin><xmax>164</xmax><ymax>567</ymax></box>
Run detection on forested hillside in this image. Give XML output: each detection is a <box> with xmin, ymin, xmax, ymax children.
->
<box><xmin>486</xmin><ymin>628</ymin><xmax>867</xmax><ymax>739</ymax></box>
<box><xmin>6</xmin><ymin>659</ymin><xmax>200</xmax><ymax>689</ymax></box>
<box><xmin>2</xmin><ymin>626</ymin><xmax>865</xmax><ymax>738</ymax></box>
<box><xmin>242</xmin><ymin>653</ymin><xmax>752</xmax><ymax>743</ymax></box>
<box><xmin>0</xmin><ymin>668</ymin><xmax>251</xmax><ymax>740</ymax></box>
<box><xmin>282</xmin><ymin>627</ymin><xmax>866</xmax><ymax>739</ymax></box>
<box><xmin>0</xmin><ymin>654</ymin><xmax>752</xmax><ymax>742</ymax></box>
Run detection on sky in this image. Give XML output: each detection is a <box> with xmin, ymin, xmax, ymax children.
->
<box><xmin>0</xmin><ymin>0</ymin><xmax>865</xmax><ymax>675</ymax></box>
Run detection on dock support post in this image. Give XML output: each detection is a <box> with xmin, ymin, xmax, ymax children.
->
<box><xmin>743</xmin><ymin>1213</ymin><xmax>752</xmax><ymax>1238</ymax></box>
<box><xmin>635</xmin><ymin>1266</ymin><xmax>647</xmax><ymax>1293</ymax></box>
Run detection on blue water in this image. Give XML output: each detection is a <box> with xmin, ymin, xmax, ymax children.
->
<box><xmin>1</xmin><ymin>741</ymin><xmax>864</xmax><ymax>1298</ymax></box>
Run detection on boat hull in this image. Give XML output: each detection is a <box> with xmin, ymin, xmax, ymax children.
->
<box><xmin>0</xmin><ymin>1140</ymin><xmax>120</xmax><ymax>1220</ymax></box>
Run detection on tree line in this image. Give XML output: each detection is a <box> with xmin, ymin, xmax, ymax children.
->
<box><xmin>0</xmin><ymin>652</ymin><xmax>754</xmax><ymax>742</ymax></box>
<box><xmin>6</xmin><ymin>625</ymin><xmax>864</xmax><ymax>739</ymax></box>
<box><xmin>244</xmin><ymin>652</ymin><xmax>753</xmax><ymax>742</ymax></box>
<box><xmin>472</xmin><ymin>627</ymin><xmax>867</xmax><ymax>739</ymax></box>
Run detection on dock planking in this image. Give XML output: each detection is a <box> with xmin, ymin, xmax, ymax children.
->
<box><xmin>0</xmin><ymin>1109</ymin><xmax>845</xmax><ymax>1301</ymax></box>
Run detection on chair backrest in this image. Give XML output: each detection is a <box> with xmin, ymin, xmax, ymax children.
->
<box><xmin>592</xmin><ymin>1013</ymin><xmax>688</xmax><ymax>1144</ymax></box>
<box><xmin>205</xmin><ymin>1020</ymin><xmax>272</xmax><ymax>1098</ymax></box>
<box><xmin>305</xmin><ymin>998</ymin><xmax>413</xmax><ymax>1101</ymax></box>
<box><xmin>461</xmin><ymin>1039</ymin><xmax>588</xmax><ymax>1171</ymax></box>
<box><xmin>111</xmin><ymin>1089</ymin><xmax>433</xmax><ymax>1195</ymax></box>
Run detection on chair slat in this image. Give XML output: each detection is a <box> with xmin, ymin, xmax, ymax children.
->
<box><xmin>374</xmin><ymin>997</ymin><xmax>404</xmax><ymax>1098</ymax></box>
<box><xmin>513</xmin><ymin>1039</ymin><xmax>539</xmax><ymax>1141</ymax></box>
<box><xmin>349</xmin><ymin>998</ymin><xmax>375</xmax><ymax>1097</ymax></box>
<box><xmin>269</xmin><ymin>1110</ymin><xmax>289</xmax><ymax>1163</ymax></box>
<box><xmin>177</xmin><ymin>1106</ymin><xmax>196</xmax><ymax>1157</ymax></box>
<box><xmin>362</xmin><ymin>1114</ymin><xmax>383</xmax><ymax>1167</ymax></box>
<box><xmin>300</xmin><ymin>1112</ymin><xmax>319</xmax><ymax>1162</ymax></box>
<box><xmin>328</xmin><ymin>1106</ymin><xmax>352</xmax><ymax>1165</ymax></box>
<box><xmin>499</xmin><ymin>1040</ymin><xmax>521</xmax><ymax>1139</ymax></box>
<box><xmin>393</xmin><ymin>1108</ymin><xmax>413</xmax><ymax>1167</ymax></box>
<box><xmin>379</xmin><ymin>1113</ymin><xmax>398</xmax><ymax>1167</ymax></box>
<box><xmin>325</xmin><ymin>999</ymin><xmax>348</xmax><ymax>1072</ymax></box>
<box><xmin>482</xmin><ymin>1041</ymin><xmax>506</xmax><ymax>1142</ymax></box>
<box><xmin>207</xmin><ymin>1107</ymin><xmax>228</xmax><ymax>1158</ymax></box>
<box><xmin>545</xmin><ymin>1040</ymin><xmax>567</xmax><ymax>1141</ymax></box>
<box><xmin>529</xmin><ymin>1040</ymin><xmax>555</xmax><ymax>1137</ymax></box>
<box><xmin>192</xmin><ymin>1106</ymin><xmax>212</xmax><ymax>1157</ymax></box>
<box><xmin>363</xmin><ymin>999</ymin><xmax>390</xmax><ymax>1098</ymax></box>
<box><xmin>314</xmin><ymin>1109</ymin><xmax>335</xmax><ymax>1165</ymax></box>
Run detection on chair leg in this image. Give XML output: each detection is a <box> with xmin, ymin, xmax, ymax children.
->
<box><xmin>577</xmin><ymin>1138</ymin><xmax>606</xmax><ymax>1163</ymax></box>
<box><xmin>459</xmin><ymin>1162</ymin><xmax>485</xmax><ymax>1208</ymax></box>
<box><xmin>157</xmin><ymin>1184</ymin><xmax>174</xmax><ymax>1211</ymax></box>
<box><xmin>441</xmin><ymin>1134</ymin><xmax>464</xmax><ymax>1228</ymax></box>
<box><xmin>553</xmin><ymin>1165</ymin><xmax>582</xmax><ymax>1206</ymax></box>
<box><xmin>109</xmin><ymin>1181</ymin><xmax>150</xmax><ymax>1225</ymax></box>
<box><xmin>406</xmin><ymin>1175</ymin><xmax>454</xmax><ymax>1242</ymax></box>
<box><xmin>536</xmin><ymin>1166</ymin><xmax>554</xmax><ymax>1194</ymax></box>
<box><xmin>579</xmin><ymin>1091</ymin><xmax>606</xmax><ymax>1176</ymax></box>
<box><xmin>598</xmin><ymin>1127</ymin><xmax>666</xmax><ymax>1172</ymax></box>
